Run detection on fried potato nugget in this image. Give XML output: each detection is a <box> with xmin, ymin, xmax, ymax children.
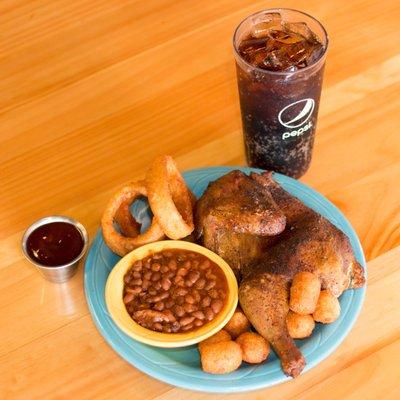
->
<box><xmin>200</xmin><ymin>341</ymin><xmax>242</xmax><ymax>374</ymax></box>
<box><xmin>198</xmin><ymin>330</ymin><xmax>231</xmax><ymax>353</ymax></box>
<box><xmin>286</xmin><ymin>311</ymin><xmax>315</xmax><ymax>339</ymax></box>
<box><xmin>224</xmin><ymin>308</ymin><xmax>251</xmax><ymax>338</ymax></box>
<box><xmin>313</xmin><ymin>290</ymin><xmax>341</xmax><ymax>323</ymax></box>
<box><xmin>236</xmin><ymin>332</ymin><xmax>270</xmax><ymax>364</ymax></box>
<box><xmin>290</xmin><ymin>271</ymin><xmax>321</xmax><ymax>315</ymax></box>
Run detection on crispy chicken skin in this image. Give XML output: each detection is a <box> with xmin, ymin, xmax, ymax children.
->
<box><xmin>196</xmin><ymin>170</ymin><xmax>365</xmax><ymax>377</ymax></box>
<box><xmin>194</xmin><ymin>170</ymin><xmax>286</xmax><ymax>274</ymax></box>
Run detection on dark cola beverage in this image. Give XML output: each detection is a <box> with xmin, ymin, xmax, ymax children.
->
<box><xmin>233</xmin><ymin>10</ymin><xmax>328</xmax><ymax>178</ymax></box>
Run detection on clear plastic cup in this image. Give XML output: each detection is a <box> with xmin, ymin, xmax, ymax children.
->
<box><xmin>233</xmin><ymin>9</ymin><xmax>328</xmax><ymax>178</ymax></box>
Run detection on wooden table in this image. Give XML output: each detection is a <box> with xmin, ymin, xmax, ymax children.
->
<box><xmin>1</xmin><ymin>1</ymin><xmax>399</xmax><ymax>399</ymax></box>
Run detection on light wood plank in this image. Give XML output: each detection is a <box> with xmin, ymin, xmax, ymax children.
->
<box><xmin>1</xmin><ymin>1</ymin><xmax>399</xmax><ymax>398</ymax></box>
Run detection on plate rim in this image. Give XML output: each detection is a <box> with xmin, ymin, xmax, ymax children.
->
<box><xmin>84</xmin><ymin>166</ymin><xmax>366</xmax><ymax>393</ymax></box>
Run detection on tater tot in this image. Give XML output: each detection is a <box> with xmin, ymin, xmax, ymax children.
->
<box><xmin>198</xmin><ymin>330</ymin><xmax>231</xmax><ymax>353</ymax></box>
<box><xmin>200</xmin><ymin>341</ymin><xmax>242</xmax><ymax>374</ymax></box>
<box><xmin>224</xmin><ymin>308</ymin><xmax>251</xmax><ymax>338</ymax></box>
<box><xmin>286</xmin><ymin>311</ymin><xmax>315</xmax><ymax>338</ymax></box>
<box><xmin>313</xmin><ymin>290</ymin><xmax>341</xmax><ymax>323</ymax></box>
<box><xmin>236</xmin><ymin>332</ymin><xmax>270</xmax><ymax>364</ymax></box>
<box><xmin>290</xmin><ymin>271</ymin><xmax>321</xmax><ymax>315</ymax></box>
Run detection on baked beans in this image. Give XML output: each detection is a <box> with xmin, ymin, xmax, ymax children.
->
<box><xmin>123</xmin><ymin>249</ymin><xmax>228</xmax><ymax>333</ymax></box>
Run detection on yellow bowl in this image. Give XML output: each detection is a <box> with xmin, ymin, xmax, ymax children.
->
<box><xmin>105</xmin><ymin>240</ymin><xmax>238</xmax><ymax>348</ymax></box>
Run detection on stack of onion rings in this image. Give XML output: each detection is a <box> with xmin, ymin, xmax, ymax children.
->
<box><xmin>101</xmin><ymin>156</ymin><xmax>196</xmax><ymax>256</ymax></box>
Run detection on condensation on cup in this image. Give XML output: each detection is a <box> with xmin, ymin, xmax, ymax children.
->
<box><xmin>233</xmin><ymin>9</ymin><xmax>329</xmax><ymax>178</ymax></box>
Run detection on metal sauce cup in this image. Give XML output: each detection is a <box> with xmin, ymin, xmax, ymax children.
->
<box><xmin>21</xmin><ymin>216</ymin><xmax>88</xmax><ymax>283</ymax></box>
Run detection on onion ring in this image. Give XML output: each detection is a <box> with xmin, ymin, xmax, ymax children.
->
<box><xmin>101</xmin><ymin>180</ymin><xmax>165</xmax><ymax>256</ymax></box>
<box><xmin>115</xmin><ymin>201</ymin><xmax>141</xmax><ymax>237</ymax></box>
<box><xmin>146</xmin><ymin>155</ymin><xmax>195</xmax><ymax>239</ymax></box>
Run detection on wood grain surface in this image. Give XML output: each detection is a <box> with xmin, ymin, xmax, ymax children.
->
<box><xmin>1</xmin><ymin>1</ymin><xmax>399</xmax><ymax>399</ymax></box>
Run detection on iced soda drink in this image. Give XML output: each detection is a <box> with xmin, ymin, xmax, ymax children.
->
<box><xmin>233</xmin><ymin>9</ymin><xmax>328</xmax><ymax>178</ymax></box>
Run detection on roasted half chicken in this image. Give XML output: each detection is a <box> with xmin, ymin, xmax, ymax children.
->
<box><xmin>195</xmin><ymin>170</ymin><xmax>365</xmax><ymax>377</ymax></box>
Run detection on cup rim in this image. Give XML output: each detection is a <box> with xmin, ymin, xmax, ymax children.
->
<box><xmin>233</xmin><ymin>8</ymin><xmax>329</xmax><ymax>76</ymax></box>
<box><xmin>21</xmin><ymin>215</ymin><xmax>89</xmax><ymax>270</ymax></box>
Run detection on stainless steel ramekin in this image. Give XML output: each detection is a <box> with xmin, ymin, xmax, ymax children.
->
<box><xmin>21</xmin><ymin>215</ymin><xmax>88</xmax><ymax>283</ymax></box>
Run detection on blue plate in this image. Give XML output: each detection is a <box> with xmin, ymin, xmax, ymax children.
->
<box><xmin>84</xmin><ymin>167</ymin><xmax>366</xmax><ymax>393</ymax></box>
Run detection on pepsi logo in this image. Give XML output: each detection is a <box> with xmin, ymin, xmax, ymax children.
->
<box><xmin>278</xmin><ymin>98</ymin><xmax>315</xmax><ymax>129</ymax></box>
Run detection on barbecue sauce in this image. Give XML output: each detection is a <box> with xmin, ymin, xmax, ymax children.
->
<box><xmin>26</xmin><ymin>222</ymin><xmax>84</xmax><ymax>266</ymax></box>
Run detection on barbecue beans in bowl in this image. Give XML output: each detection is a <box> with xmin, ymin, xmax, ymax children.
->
<box><xmin>105</xmin><ymin>241</ymin><xmax>238</xmax><ymax>348</ymax></box>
